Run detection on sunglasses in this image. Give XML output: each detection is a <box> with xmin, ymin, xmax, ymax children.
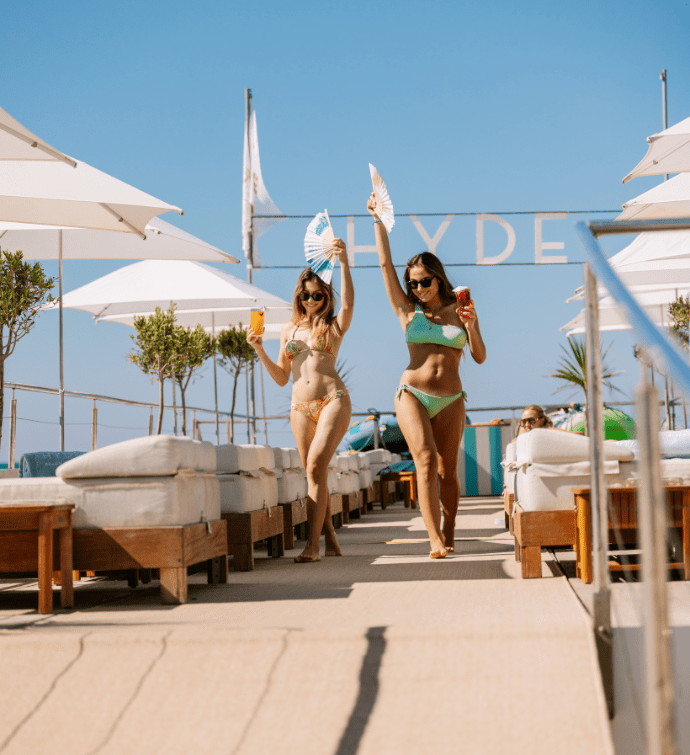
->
<box><xmin>519</xmin><ymin>417</ymin><xmax>539</xmax><ymax>427</ymax></box>
<box><xmin>299</xmin><ymin>291</ymin><xmax>325</xmax><ymax>302</ymax></box>
<box><xmin>408</xmin><ymin>276</ymin><xmax>436</xmax><ymax>290</ymax></box>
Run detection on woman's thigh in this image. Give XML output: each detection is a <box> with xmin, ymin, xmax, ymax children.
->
<box><xmin>306</xmin><ymin>393</ymin><xmax>353</xmax><ymax>469</ymax></box>
<box><xmin>431</xmin><ymin>398</ymin><xmax>465</xmax><ymax>478</ymax></box>
<box><xmin>291</xmin><ymin>410</ymin><xmax>317</xmax><ymax>470</ymax></box>
<box><xmin>395</xmin><ymin>389</ymin><xmax>437</xmax><ymax>460</ymax></box>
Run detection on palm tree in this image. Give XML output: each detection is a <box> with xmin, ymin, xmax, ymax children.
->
<box><xmin>549</xmin><ymin>337</ymin><xmax>623</xmax><ymax>400</ymax></box>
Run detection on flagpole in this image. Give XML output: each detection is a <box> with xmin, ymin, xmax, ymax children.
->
<box><xmin>245</xmin><ymin>87</ymin><xmax>257</xmax><ymax>443</ymax></box>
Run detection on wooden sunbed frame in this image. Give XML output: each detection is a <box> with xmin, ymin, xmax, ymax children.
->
<box><xmin>223</xmin><ymin>507</ymin><xmax>285</xmax><ymax>572</ymax></box>
<box><xmin>71</xmin><ymin>521</ymin><xmax>228</xmax><ymax>603</ymax></box>
<box><xmin>512</xmin><ymin>504</ymin><xmax>576</xmax><ymax>579</ymax></box>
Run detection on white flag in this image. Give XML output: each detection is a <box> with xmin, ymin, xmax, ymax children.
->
<box><xmin>242</xmin><ymin>109</ymin><xmax>285</xmax><ymax>267</ymax></box>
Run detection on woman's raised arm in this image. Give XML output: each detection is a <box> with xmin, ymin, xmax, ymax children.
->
<box><xmin>367</xmin><ymin>194</ymin><xmax>412</xmax><ymax>321</ymax></box>
<box><xmin>334</xmin><ymin>239</ymin><xmax>354</xmax><ymax>335</ymax></box>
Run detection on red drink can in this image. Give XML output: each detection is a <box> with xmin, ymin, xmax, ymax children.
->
<box><xmin>453</xmin><ymin>286</ymin><xmax>472</xmax><ymax>309</ymax></box>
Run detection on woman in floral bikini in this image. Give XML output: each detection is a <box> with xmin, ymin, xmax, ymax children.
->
<box><xmin>247</xmin><ymin>238</ymin><xmax>354</xmax><ymax>562</ymax></box>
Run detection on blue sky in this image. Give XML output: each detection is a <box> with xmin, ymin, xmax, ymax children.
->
<box><xmin>3</xmin><ymin>0</ymin><xmax>690</xmax><ymax>455</ymax></box>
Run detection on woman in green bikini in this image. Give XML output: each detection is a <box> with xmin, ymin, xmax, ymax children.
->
<box><xmin>247</xmin><ymin>239</ymin><xmax>353</xmax><ymax>563</ymax></box>
<box><xmin>368</xmin><ymin>195</ymin><xmax>486</xmax><ymax>558</ymax></box>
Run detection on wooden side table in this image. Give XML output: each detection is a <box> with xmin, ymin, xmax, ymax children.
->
<box><xmin>379</xmin><ymin>470</ymin><xmax>417</xmax><ymax>509</ymax></box>
<box><xmin>573</xmin><ymin>485</ymin><xmax>690</xmax><ymax>583</ymax></box>
<box><xmin>0</xmin><ymin>500</ymin><xmax>75</xmax><ymax>614</ymax></box>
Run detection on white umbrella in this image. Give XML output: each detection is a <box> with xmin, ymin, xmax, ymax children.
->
<box><xmin>623</xmin><ymin>116</ymin><xmax>690</xmax><ymax>183</ymax></box>
<box><xmin>618</xmin><ymin>173</ymin><xmax>690</xmax><ymax>221</ymax></box>
<box><xmin>567</xmin><ymin>230</ymin><xmax>690</xmax><ymax>295</ymax></box>
<box><xmin>0</xmin><ymin>105</ymin><xmax>183</xmax><ymax>449</ymax></box>
<box><xmin>0</xmin><ymin>107</ymin><xmax>181</xmax><ymax>236</ymax></box>
<box><xmin>53</xmin><ymin>260</ymin><xmax>293</xmax><ymax>441</ymax></box>
<box><xmin>560</xmin><ymin>289</ymin><xmax>684</xmax><ymax>336</ymax></box>
<box><xmin>0</xmin><ymin>217</ymin><xmax>238</xmax><ymax>263</ymax></box>
<box><xmin>53</xmin><ymin>260</ymin><xmax>291</xmax><ymax>321</ymax></box>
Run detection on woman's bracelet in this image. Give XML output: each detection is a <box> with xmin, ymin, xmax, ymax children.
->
<box><xmin>373</xmin><ymin>219</ymin><xmax>383</xmax><ymax>225</ymax></box>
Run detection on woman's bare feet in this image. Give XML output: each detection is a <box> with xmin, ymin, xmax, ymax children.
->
<box><xmin>294</xmin><ymin>552</ymin><xmax>321</xmax><ymax>563</ymax></box>
<box><xmin>429</xmin><ymin>536</ymin><xmax>447</xmax><ymax>559</ymax></box>
<box><xmin>442</xmin><ymin>523</ymin><xmax>456</xmax><ymax>552</ymax></box>
<box><xmin>324</xmin><ymin>533</ymin><xmax>342</xmax><ymax>557</ymax></box>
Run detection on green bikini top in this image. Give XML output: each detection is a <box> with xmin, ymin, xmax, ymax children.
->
<box><xmin>406</xmin><ymin>305</ymin><xmax>467</xmax><ymax>350</ymax></box>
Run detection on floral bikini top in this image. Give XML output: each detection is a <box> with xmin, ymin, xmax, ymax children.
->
<box><xmin>285</xmin><ymin>323</ymin><xmax>335</xmax><ymax>361</ymax></box>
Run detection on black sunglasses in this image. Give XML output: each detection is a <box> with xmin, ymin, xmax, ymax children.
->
<box><xmin>519</xmin><ymin>417</ymin><xmax>539</xmax><ymax>427</ymax></box>
<box><xmin>408</xmin><ymin>276</ymin><xmax>436</xmax><ymax>290</ymax></box>
<box><xmin>299</xmin><ymin>291</ymin><xmax>325</xmax><ymax>302</ymax></box>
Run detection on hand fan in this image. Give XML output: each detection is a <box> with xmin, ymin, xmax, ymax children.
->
<box><xmin>369</xmin><ymin>163</ymin><xmax>395</xmax><ymax>233</ymax></box>
<box><xmin>304</xmin><ymin>209</ymin><xmax>337</xmax><ymax>284</ymax></box>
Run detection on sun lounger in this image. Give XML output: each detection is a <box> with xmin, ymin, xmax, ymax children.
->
<box><xmin>511</xmin><ymin>429</ymin><xmax>634</xmax><ymax>578</ymax></box>
<box><xmin>0</xmin><ymin>435</ymin><xmax>227</xmax><ymax>604</ymax></box>
<box><xmin>216</xmin><ymin>443</ymin><xmax>284</xmax><ymax>571</ymax></box>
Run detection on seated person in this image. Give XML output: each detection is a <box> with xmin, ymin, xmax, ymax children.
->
<box><xmin>517</xmin><ymin>404</ymin><xmax>584</xmax><ymax>437</ymax></box>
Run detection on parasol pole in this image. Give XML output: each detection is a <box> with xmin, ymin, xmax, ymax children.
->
<box><xmin>245</xmin><ymin>87</ymin><xmax>257</xmax><ymax>443</ymax></box>
<box><xmin>661</xmin><ymin>69</ymin><xmax>669</xmax><ymax>181</ymax></box>
<box><xmin>213</xmin><ymin>312</ymin><xmax>219</xmax><ymax>444</ymax></box>
<box><xmin>59</xmin><ymin>229</ymin><xmax>65</xmax><ymax>452</ymax></box>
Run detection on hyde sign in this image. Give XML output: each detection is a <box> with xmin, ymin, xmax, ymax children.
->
<box><xmin>345</xmin><ymin>212</ymin><xmax>568</xmax><ymax>265</ymax></box>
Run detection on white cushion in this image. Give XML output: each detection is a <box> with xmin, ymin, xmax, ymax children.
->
<box><xmin>516</xmin><ymin>464</ymin><xmax>625</xmax><ymax>512</ymax></box>
<box><xmin>356</xmin><ymin>453</ymin><xmax>371</xmax><ymax>470</ymax></box>
<box><xmin>283</xmin><ymin>448</ymin><xmax>303</xmax><ymax>469</ymax></box>
<box><xmin>0</xmin><ymin>472</ymin><xmax>220</xmax><ymax>528</ymax></box>
<box><xmin>218</xmin><ymin>470</ymin><xmax>278</xmax><ymax>513</ymax></box>
<box><xmin>277</xmin><ymin>469</ymin><xmax>308</xmax><ymax>503</ymax></box>
<box><xmin>327</xmin><ymin>467</ymin><xmax>339</xmax><ymax>494</ymax></box>
<box><xmin>616</xmin><ymin>429</ymin><xmax>690</xmax><ymax>460</ymax></box>
<box><xmin>390</xmin><ymin>453</ymin><xmax>401</xmax><ymax>463</ymax></box>
<box><xmin>616</xmin><ymin>458</ymin><xmax>690</xmax><ymax>485</ymax></box>
<box><xmin>516</xmin><ymin>429</ymin><xmax>635</xmax><ymax>466</ymax></box>
<box><xmin>216</xmin><ymin>444</ymin><xmax>275</xmax><ymax>474</ymax></box>
<box><xmin>56</xmin><ymin>435</ymin><xmax>217</xmax><ymax>479</ymax></box>
<box><xmin>359</xmin><ymin>469</ymin><xmax>373</xmax><ymax>489</ymax></box>
<box><xmin>343</xmin><ymin>470</ymin><xmax>360</xmax><ymax>494</ymax></box>
<box><xmin>369</xmin><ymin>462</ymin><xmax>390</xmax><ymax>478</ymax></box>
<box><xmin>361</xmin><ymin>449</ymin><xmax>391</xmax><ymax>464</ymax></box>
<box><xmin>272</xmin><ymin>447</ymin><xmax>292</xmax><ymax>470</ymax></box>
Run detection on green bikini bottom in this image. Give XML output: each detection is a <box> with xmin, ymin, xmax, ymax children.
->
<box><xmin>396</xmin><ymin>384</ymin><xmax>467</xmax><ymax>419</ymax></box>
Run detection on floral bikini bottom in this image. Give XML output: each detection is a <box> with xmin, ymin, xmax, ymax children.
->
<box><xmin>291</xmin><ymin>390</ymin><xmax>348</xmax><ymax>423</ymax></box>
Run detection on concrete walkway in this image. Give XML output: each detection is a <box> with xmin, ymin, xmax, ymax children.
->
<box><xmin>0</xmin><ymin>497</ymin><xmax>614</xmax><ymax>755</ymax></box>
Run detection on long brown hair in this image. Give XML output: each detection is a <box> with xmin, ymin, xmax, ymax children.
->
<box><xmin>291</xmin><ymin>268</ymin><xmax>338</xmax><ymax>333</ymax></box>
<box><xmin>404</xmin><ymin>253</ymin><xmax>456</xmax><ymax>309</ymax></box>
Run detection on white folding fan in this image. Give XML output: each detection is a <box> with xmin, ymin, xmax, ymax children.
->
<box><xmin>369</xmin><ymin>163</ymin><xmax>395</xmax><ymax>233</ymax></box>
<box><xmin>304</xmin><ymin>209</ymin><xmax>337</xmax><ymax>284</ymax></box>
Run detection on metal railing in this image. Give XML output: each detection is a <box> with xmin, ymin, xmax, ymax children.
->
<box><xmin>576</xmin><ymin>218</ymin><xmax>690</xmax><ymax>754</ymax></box>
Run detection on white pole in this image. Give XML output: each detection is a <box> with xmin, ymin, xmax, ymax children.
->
<box><xmin>213</xmin><ymin>312</ymin><xmax>219</xmax><ymax>445</ymax></box>
<box><xmin>584</xmin><ymin>263</ymin><xmax>613</xmax><ymax>717</ymax></box>
<box><xmin>661</xmin><ymin>69</ymin><xmax>669</xmax><ymax>182</ymax></box>
<box><xmin>260</xmin><ymin>362</ymin><xmax>268</xmax><ymax>444</ymax></box>
<box><xmin>637</xmin><ymin>359</ymin><xmax>677</xmax><ymax>755</ymax></box>
<box><xmin>59</xmin><ymin>229</ymin><xmax>65</xmax><ymax>452</ymax></box>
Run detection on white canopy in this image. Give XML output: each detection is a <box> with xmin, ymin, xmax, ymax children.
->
<box><xmin>623</xmin><ymin>115</ymin><xmax>690</xmax><ymax>183</ymax></box>
<box><xmin>568</xmin><ymin>230</ymin><xmax>690</xmax><ymax>297</ymax></box>
<box><xmin>560</xmin><ymin>289</ymin><xmax>682</xmax><ymax>336</ymax></box>
<box><xmin>0</xmin><ymin>105</ymin><xmax>181</xmax><ymax>236</ymax></box>
<box><xmin>0</xmin><ymin>217</ymin><xmax>238</xmax><ymax>262</ymax></box>
<box><xmin>51</xmin><ymin>260</ymin><xmax>293</xmax><ymax>340</ymax></box>
<box><xmin>0</xmin><ymin>105</ymin><xmax>76</xmax><ymax>165</ymax></box>
<box><xmin>618</xmin><ymin>172</ymin><xmax>690</xmax><ymax>221</ymax></box>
